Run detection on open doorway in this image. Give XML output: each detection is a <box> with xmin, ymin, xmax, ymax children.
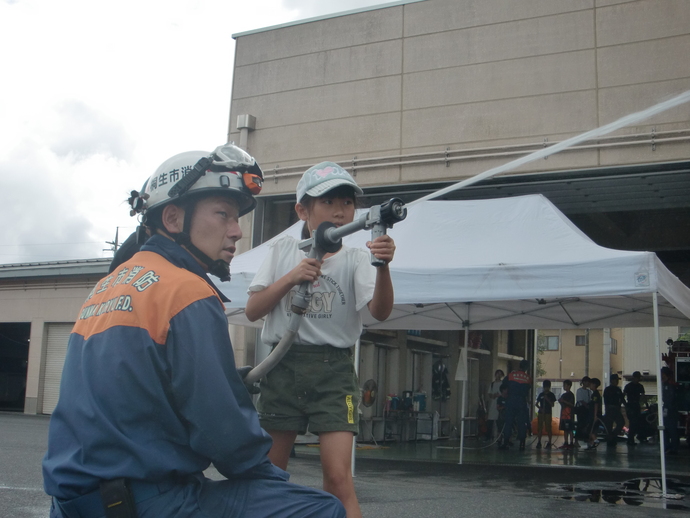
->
<box><xmin>0</xmin><ymin>323</ymin><xmax>30</xmax><ymax>411</ymax></box>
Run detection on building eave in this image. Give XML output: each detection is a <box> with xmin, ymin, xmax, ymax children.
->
<box><xmin>232</xmin><ymin>0</ymin><xmax>426</xmax><ymax>39</ymax></box>
<box><xmin>0</xmin><ymin>258</ymin><xmax>111</xmax><ymax>280</ymax></box>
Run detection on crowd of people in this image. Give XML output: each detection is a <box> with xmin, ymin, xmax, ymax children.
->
<box><xmin>488</xmin><ymin>367</ymin><xmax>682</xmax><ymax>455</ymax></box>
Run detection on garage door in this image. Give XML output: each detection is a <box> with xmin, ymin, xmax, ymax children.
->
<box><xmin>41</xmin><ymin>323</ymin><xmax>73</xmax><ymax>414</ymax></box>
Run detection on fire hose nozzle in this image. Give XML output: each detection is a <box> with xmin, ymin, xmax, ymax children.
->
<box><xmin>314</xmin><ymin>198</ymin><xmax>407</xmax><ymax>266</ymax></box>
<box><xmin>376</xmin><ymin>197</ymin><xmax>408</xmax><ymax>226</ymax></box>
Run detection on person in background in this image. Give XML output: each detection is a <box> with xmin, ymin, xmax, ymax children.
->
<box><xmin>603</xmin><ymin>374</ymin><xmax>625</xmax><ymax>448</ymax></box>
<box><xmin>486</xmin><ymin>369</ymin><xmax>505</xmax><ymax>441</ymax></box>
<box><xmin>623</xmin><ymin>371</ymin><xmax>647</xmax><ymax>447</ymax></box>
<box><xmin>535</xmin><ymin>380</ymin><xmax>557</xmax><ymax>450</ymax></box>
<box><xmin>574</xmin><ymin>376</ymin><xmax>591</xmax><ymax>449</ymax></box>
<box><xmin>496</xmin><ymin>387</ymin><xmax>508</xmax><ymax>444</ymax></box>
<box><xmin>498</xmin><ymin>360</ymin><xmax>532</xmax><ymax>451</ymax></box>
<box><xmin>661</xmin><ymin>366</ymin><xmax>680</xmax><ymax>455</ymax></box>
<box><xmin>558</xmin><ymin>379</ymin><xmax>575</xmax><ymax>450</ymax></box>
<box><xmin>586</xmin><ymin>378</ymin><xmax>603</xmax><ymax>450</ymax></box>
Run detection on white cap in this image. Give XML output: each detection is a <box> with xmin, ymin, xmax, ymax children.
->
<box><xmin>296</xmin><ymin>162</ymin><xmax>363</xmax><ymax>202</ymax></box>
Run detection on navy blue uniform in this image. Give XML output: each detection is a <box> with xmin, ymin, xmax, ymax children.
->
<box><xmin>624</xmin><ymin>381</ymin><xmax>646</xmax><ymax>445</ymax></box>
<box><xmin>603</xmin><ymin>385</ymin><xmax>625</xmax><ymax>443</ymax></box>
<box><xmin>500</xmin><ymin>369</ymin><xmax>531</xmax><ymax>446</ymax></box>
<box><xmin>43</xmin><ymin>235</ymin><xmax>344</xmax><ymax>518</ymax></box>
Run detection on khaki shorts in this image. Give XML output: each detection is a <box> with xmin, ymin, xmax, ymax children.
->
<box><xmin>537</xmin><ymin>413</ymin><xmax>553</xmax><ymax>433</ymax></box>
<box><xmin>257</xmin><ymin>343</ymin><xmax>359</xmax><ymax>435</ymax></box>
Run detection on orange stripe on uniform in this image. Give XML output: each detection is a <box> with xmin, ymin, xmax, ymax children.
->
<box><xmin>72</xmin><ymin>252</ymin><xmax>223</xmax><ymax>344</ymax></box>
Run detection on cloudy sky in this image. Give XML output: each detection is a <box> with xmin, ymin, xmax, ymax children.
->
<box><xmin>0</xmin><ymin>0</ymin><xmax>390</xmax><ymax>264</ymax></box>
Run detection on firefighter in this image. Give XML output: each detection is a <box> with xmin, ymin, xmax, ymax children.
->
<box><xmin>43</xmin><ymin>145</ymin><xmax>345</xmax><ymax>518</ymax></box>
<box><xmin>498</xmin><ymin>359</ymin><xmax>532</xmax><ymax>450</ymax></box>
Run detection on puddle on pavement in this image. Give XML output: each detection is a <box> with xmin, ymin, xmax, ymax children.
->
<box><xmin>549</xmin><ymin>478</ymin><xmax>690</xmax><ymax>511</ymax></box>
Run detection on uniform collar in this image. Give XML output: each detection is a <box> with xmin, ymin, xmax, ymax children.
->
<box><xmin>142</xmin><ymin>234</ymin><xmax>230</xmax><ymax>303</ymax></box>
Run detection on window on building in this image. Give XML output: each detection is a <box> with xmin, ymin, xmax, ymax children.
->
<box><xmin>610</xmin><ymin>337</ymin><xmax>618</xmax><ymax>355</ymax></box>
<box><xmin>575</xmin><ymin>335</ymin><xmax>586</xmax><ymax>346</ymax></box>
<box><xmin>546</xmin><ymin>336</ymin><xmax>559</xmax><ymax>351</ymax></box>
<box><xmin>611</xmin><ymin>338</ymin><xmax>618</xmax><ymax>354</ymax></box>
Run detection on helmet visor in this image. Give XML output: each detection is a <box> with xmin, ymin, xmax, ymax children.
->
<box><xmin>212</xmin><ymin>145</ymin><xmax>256</xmax><ymax>172</ymax></box>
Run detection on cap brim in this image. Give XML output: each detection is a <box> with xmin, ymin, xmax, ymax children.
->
<box><xmin>305</xmin><ymin>178</ymin><xmax>364</xmax><ymax>198</ymax></box>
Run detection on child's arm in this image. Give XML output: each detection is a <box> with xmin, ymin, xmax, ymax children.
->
<box><xmin>558</xmin><ymin>395</ymin><xmax>573</xmax><ymax>407</ymax></box>
<box><xmin>245</xmin><ymin>258</ymin><xmax>322</xmax><ymax>322</ymax></box>
<box><xmin>367</xmin><ymin>236</ymin><xmax>396</xmax><ymax>321</ymax></box>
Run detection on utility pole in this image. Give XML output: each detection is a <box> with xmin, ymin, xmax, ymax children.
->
<box><xmin>104</xmin><ymin>227</ymin><xmax>120</xmax><ymax>255</ymax></box>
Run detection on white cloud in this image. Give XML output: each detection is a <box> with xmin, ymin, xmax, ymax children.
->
<box><xmin>0</xmin><ymin>0</ymin><xmax>386</xmax><ymax>263</ymax></box>
<box><xmin>46</xmin><ymin>100</ymin><xmax>135</xmax><ymax>160</ymax></box>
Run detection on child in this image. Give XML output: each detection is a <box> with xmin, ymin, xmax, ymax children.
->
<box><xmin>486</xmin><ymin>369</ymin><xmax>505</xmax><ymax>441</ymax></box>
<box><xmin>587</xmin><ymin>378</ymin><xmax>603</xmax><ymax>450</ymax></box>
<box><xmin>574</xmin><ymin>376</ymin><xmax>591</xmax><ymax>448</ymax></box>
<box><xmin>245</xmin><ymin>162</ymin><xmax>396</xmax><ymax>518</ymax></box>
<box><xmin>496</xmin><ymin>387</ymin><xmax>507</xmax><ymax>443</ymax></box>
<box><xmin>535</xmin><ymin>380</ymin><xmax>557</xmax><ymax>449</ymax></box>
<box><xmin>603</xmin><ymin>374</ymin><xmax>625</xmax><ymax>447</ymax></box>
<box><xmin>558</xmin><ymin>380</ymin><xmax>575</xmax><ymax>449</ymax></box>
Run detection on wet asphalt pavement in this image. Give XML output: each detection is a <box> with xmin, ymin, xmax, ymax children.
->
<box><xmin>2</xmin><ymin>412</ymin><xmax>688</xmax><ymax>518</ymax></box>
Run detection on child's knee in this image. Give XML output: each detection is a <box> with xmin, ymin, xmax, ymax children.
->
<box><xmin>323</xmin><ymin>468</ymin><xmax>353</xmax><ymax>494</ymax></box>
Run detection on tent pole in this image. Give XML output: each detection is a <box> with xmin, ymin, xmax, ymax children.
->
<box><xmin>459</xmin><ymin>319</ymin><xmax>469</xmax><ymax>464</ymax></box>
<box><xmin>352</xmin><ymin>338</ymin><xmax>360</xmax><ymax>478</ymax></box>
<box><xmin>652</xmin><ymin>292</ymin><xmax>667</xmax><ymax>497</ymax></box>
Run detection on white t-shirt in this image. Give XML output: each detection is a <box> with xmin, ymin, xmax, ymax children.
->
<box><xmin>487</xmin><ymin>380</ymin><xmax>503</xmax><ymax>420</ymax></box>
<box><xmin>576</xmin><ymin>387</ymin><xmax>591</xmax><ymax>406</ymax></box>
<box><xmin>249</xmin><ymin>235</ymin><xmax>376</xmax><ymax>348</ymax></box>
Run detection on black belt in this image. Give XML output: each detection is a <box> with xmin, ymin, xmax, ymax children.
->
<box><xmin>54</xmin><ymin>478</ymin><xmax>179</xmax><ymax>518</ymax></box>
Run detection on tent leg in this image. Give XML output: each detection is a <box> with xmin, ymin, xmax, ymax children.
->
<box><xmin>459</xmin><ymin>325</ymin><xmax>469</xmax><ymax>465</ymax></box>
<box><xmin>652</xmin><ymin>292</ymin><xmax>667</xmax><ymax>497</ymax></box>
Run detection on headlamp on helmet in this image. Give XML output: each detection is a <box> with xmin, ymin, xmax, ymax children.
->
<box><xmin>211</xmin><ymin>144</ymin><xmax>263</xmax><ymax>195</ymax></box>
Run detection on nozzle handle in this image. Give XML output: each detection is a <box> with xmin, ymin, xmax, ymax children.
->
<box><xmin>370</xmin><ymin>222</ymin><xmax>387</xmax><ymax>267</ymax></box>
<box><xmin>369</xmin><ymin>198</ymin><xmax>406</xmax><ymax>267</ymax></box>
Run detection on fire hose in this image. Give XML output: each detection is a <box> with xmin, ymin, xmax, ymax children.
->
<box><xmin>242</xmin><ymin>89</ymin><xmax>690</xmax><ymax>390</ymax></box>
<box><xmin>242</xmin><ymin>198</ymin><xmax>407</xmax><ymax>387</ymax></box>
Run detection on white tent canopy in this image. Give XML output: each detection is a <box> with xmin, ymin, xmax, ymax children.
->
<box><xmin>220</xmin><ymin>193</ymin><xmax>690</xmax><ymax>492</ymax></box>
<box><xmin>221</xmin><ymin>194</ymin><xmax>690</xmax><ymax>331</ymax></box>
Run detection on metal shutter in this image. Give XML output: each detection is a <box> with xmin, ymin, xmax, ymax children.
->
<box><xmin>41</xmin><ymin>323</ymin><xmax>74</xmax><ymax>414</ymax></box>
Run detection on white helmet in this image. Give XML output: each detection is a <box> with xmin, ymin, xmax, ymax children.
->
<box><xmin>129</xmin><ymin>143</ymin><xmax>263</xmax><ymax>219</ymax></box>
<box><xmin>127</xmin><ymin>144</ymin><xmax>263</xmax><ymax>281</ymax></box>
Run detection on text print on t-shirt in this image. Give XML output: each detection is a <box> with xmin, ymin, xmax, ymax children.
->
<box><xmin>284</xmin><ymin>275</ymin><xmax>346</xmax><ymax>319</ymax></box>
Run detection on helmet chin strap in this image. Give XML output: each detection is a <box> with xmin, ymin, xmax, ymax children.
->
<box><xmin>167</xmin><ymin>200</ymin><xmax>231</xmax><ymax>282</ymax></box>
<box><xmin>172</xmin><ymin>232</ymin><xmax>231</xmax><ymax>282</ymax></box>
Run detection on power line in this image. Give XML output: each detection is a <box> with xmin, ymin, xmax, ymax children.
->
<box><xmin>0</xmin><ymin>228</ymin><xmax>137</xmax><ymax>248</ymax></box>
<box><xmin>0</xmin><ymin>242</ymin><xmax>107</xmax><ymax>247</ymax></box>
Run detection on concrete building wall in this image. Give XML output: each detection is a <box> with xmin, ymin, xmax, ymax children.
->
<box><xmin>539</xmin><ymin>329</ymin><xmax>608</xmax><ymax>383</ymax></box>
<box><xmin>538</xmin><ymin>326</ymin><xmax>679</xmax><ymax>396</ymax></box>
<box><xmin>610</xmin><ymin>327</ymin><xmax>624</xmax><ymax>375</ymax></box>
<box><xmin>229</xmin><ymin>0</ymin><xmax>690</xmax><ymax>194</ymax></box>
<box><xmin>622</xmin><ymin>326</ymin><xmax>677</xmax><ymax>376</ymax></box>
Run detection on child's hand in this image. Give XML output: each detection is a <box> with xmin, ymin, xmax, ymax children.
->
<box><xmin>366</xmin><ymin>235</ymin><xmax>396</xmax><ymax>265</ymax></box>
<box><xmin>289</xmin><ymin>258</ymin><xmax>322</xmax><ymax>285</ymax></box>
